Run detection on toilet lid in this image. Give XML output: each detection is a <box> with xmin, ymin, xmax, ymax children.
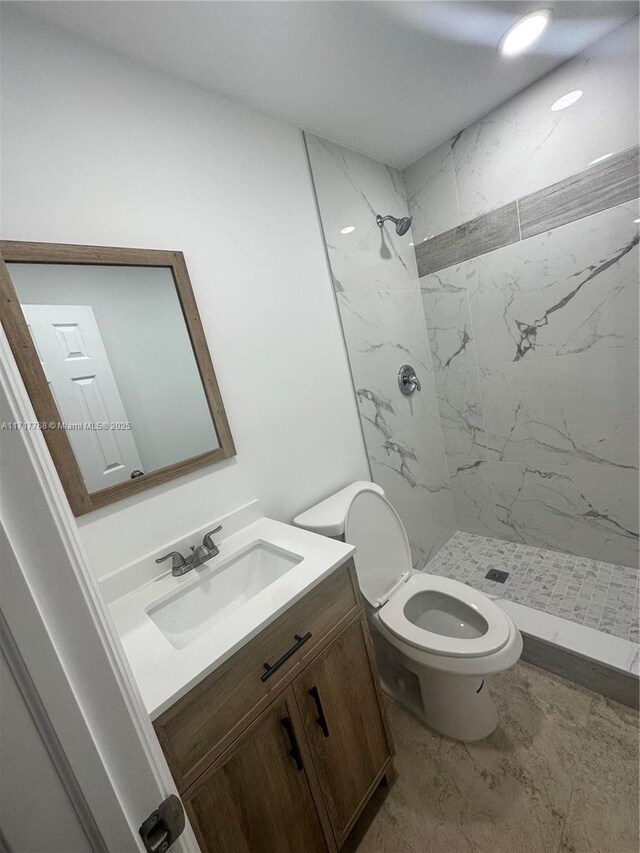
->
<box><xmin>345</xmin><ymin>489</ymin><xmax>412</xmax><ymax>607</ymax></box>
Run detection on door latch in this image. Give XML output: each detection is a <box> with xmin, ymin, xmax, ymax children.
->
<box><xmin>139</xmin><ymin>794</ymin><xmax>185</xmax><ymax>853</ymax></box>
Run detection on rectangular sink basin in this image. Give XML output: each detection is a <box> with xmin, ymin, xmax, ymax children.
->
<box><xmin>147</xmin><ymin>542</ymin><xmax>302</xmax><ymax>649</ymax></box>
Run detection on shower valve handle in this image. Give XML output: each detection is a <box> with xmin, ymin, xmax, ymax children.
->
<box><xmin>398</xmin><ymin>364</ymin><xmax>421</xmax><ymax>396</ymax></box>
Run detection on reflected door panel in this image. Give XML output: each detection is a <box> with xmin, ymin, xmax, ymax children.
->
<box><xmin>23</xmin><ymin>304</ymin><xmax>144</xmax><ymax>491</ymax></box>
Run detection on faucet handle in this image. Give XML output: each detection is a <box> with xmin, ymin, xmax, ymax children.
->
<box><xmin>155</xmin><ymin>551</ymin><xmax>186</xmax><ymax>569</ymax></box>
<box><xmin>203</xmin><ymin>525</ymin><xmax>222</xmax><ymax>551</ymax></box>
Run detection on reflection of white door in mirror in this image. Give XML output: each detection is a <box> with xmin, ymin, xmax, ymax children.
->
<box><xmin>22</xmin><ymin>304</ymin><xmax>144</xmax><ymax>492</ymax></box>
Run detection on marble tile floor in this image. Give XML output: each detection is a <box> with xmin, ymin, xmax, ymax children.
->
<box><xmin>345</xmin><ymin>662</ymin><xmax>639</xmax><ymax>853</ymax></box>
<box><xmin>425</xmin><ymin>532</ymin><xmax>639</xmax><ymax>644</ymax></box>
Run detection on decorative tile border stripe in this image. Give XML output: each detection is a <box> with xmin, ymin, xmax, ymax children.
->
<box><xmin>519</xmin><ymin>145</ymin><xmax>640</xmax><ymax>238</ymax></box>
<box><xmin>414</xmin><ymin>202</ymin><xmax>519</xmax><ymax>277</ymax></box>
<box><xmin>415</xmin><ymin>144</ymin><xmax>640</xmax><ymax>277</ymax></box>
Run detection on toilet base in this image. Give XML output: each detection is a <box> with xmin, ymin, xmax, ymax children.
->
<box><xmin>415</xmin><ymin>669</ymin><xmax>499</xmax><ymax>741</ymax></box>
<box><xmin>368</xmin><ymin>605</ymin><xmax>520</xmax><ymax>742</ymax></box>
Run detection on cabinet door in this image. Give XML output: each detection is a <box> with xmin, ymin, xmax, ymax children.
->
<box><xmin>183</xmin><ymin>689</ymin><xmax>329</xmax><ymax>853</ymax></box>
<box><xmin>293</xmin><ymin>617</ymin><xmax>393</xmax><ymax>843</ymax></box>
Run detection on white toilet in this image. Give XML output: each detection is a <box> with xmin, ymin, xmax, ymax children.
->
<box><xmin>294</xmin><ymin>481</ymin><xmax>522</xmax><ymax>742</ymax></box>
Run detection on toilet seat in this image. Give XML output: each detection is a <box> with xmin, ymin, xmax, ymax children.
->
<box><xmin>342</xmin><ymin>487</ymin><xmax>511</xmax><ymax>659</ymax></box>
<box><xmin>378</xmin><ymin>574</ymin><xmax>511</xmax><ymax>658</ymax></box>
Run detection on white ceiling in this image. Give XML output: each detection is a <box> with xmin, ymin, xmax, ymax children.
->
<box><xmin>13</xmin><ymin>1</ymin><xmax>639</xmax><ymax>168</ymax></box>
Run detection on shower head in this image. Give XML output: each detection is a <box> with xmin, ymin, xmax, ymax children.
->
<box><xmin>376</xmin><ymin>213</ymin><xmax>412</xmax><ymax>237</ymax></box>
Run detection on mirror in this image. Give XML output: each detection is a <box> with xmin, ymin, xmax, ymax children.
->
<box><xmin>0</xmin><ymin>242</ymin><xmax>235</xmax><ymax>515</ymax></box>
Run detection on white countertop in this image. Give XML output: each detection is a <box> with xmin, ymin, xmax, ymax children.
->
<box><xmin>107</xmin><ymin>516</ymin><xmax>354</xmax><ymax>719</ymax></box>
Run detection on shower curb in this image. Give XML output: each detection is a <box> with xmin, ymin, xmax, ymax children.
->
<box><xmin>497</xmin><ymin>599</ymin><xmax>639</xmax><ymax>710</ymax></box>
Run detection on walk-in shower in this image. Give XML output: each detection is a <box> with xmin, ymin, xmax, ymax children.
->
<box><xmin>305</xmin><ymin>107</ymin><xmax>639</xmax><ymax>710</ymax></box>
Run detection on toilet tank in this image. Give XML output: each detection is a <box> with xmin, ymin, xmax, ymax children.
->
<box><xmin>293</xmin><ymin>481</ymin><xmax>386</xmax><ymax>538</ymax></box>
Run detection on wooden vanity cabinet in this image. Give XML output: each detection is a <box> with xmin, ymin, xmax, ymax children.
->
<box><xmin>182</xmin><ymin>689</ymin><xmax>331</xmax><ymax>853</ymax></box>
<box><xmin>154</xmin><ymin>560</ymin><xmax>395</xmax><ymax>852</ymax></box>
<box><xmin>292</xmin><ymin>617</ymin><xmax>391</xmax><ymax>846</ymax></box>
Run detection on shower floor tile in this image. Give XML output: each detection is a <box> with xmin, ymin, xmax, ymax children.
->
<box><xmin>426</xmin><ymin>531</ymin><xmax>639</xmax><ymax>643</ymax></box>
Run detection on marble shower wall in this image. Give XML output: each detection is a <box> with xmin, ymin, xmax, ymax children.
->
<box><xmin>402</xmin><ymin>20</ymin><xmax>639</xmax><ymax>568</ymax></box>
<box><xmin>403</xmin><ymin>19</ymin><xmax>639</xmax><ymax>241</ymax></box>
<box><xmin>305</xmin><ymin>133</ymin><xmax>455</xmax><ymax>568</ymax></box>
<box><xmin>420</xmin><ymin>202</ymin><xmax>639</xmax><ymax>568</ymax></box>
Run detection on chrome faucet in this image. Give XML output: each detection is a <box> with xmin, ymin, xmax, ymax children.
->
<box><xmin>155</xmin><ymin>526</ymin><xmax>222</xmax><ymax>577</ymax></box>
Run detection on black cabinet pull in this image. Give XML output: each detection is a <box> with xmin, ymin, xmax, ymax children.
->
<box><xmin>261</xmin><ymin>632</ymin><xmax>312</xmax><ymax>682</ymax></box>
<box><xmin>280</xmin><ymin>717</ymin><xmax>304</xmax><ymax>771</ymax></box>
<box><xmin>308</xmin><ymin>686</ymin><xmax>330</xmax><ymax>738</ymax></box>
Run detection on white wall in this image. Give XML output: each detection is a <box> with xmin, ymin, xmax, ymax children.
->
<box><xmin>0</xmin><ymin>7</ymin><xmax>369</xmax><ymax>578</ymax></box>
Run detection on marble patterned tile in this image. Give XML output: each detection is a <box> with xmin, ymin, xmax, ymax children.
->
<box><xmin>427</xmin><ymin>530</ymin><xmax>640</xmax><ymax>642</ymax></box>
<box><xmin>420</xmin><ymin>261</ymin><xmax>500</xmax><ymax>539</ymax></box>
<box><xmin>448</xmin><ymin>460</ymin><xmax>505</xmax><ymax>540</ymax></box>
<box><xmin>490</xmin><ymin>461</ymin><xmax>639</xmax><ymax>569</ymax></box>
<box><xmin>452</xmin><ymin>21</ymin><xmax>639</xmax><ymax>220</ymax></box>
<box><xmin>429</xmin><ymin>532</ymin><xmax>539</xmax><ymax>596</ymax></box>
<box><xmin>376</xmin><ymin>666</ymin><xmax>593</xmax><ymax>853</ymax></box>
<box><xmin>403</xmin><ymin>137</ymin><xmax>460</xmax><ymax>243</ymax></box>
<box><xmin>480</xmin><ymin>346</ymin><xmax>639</xmax><ymax>472</ymax></box>
<box><xmin>433</xmin><ymin>367</ymin><xmax>486</xmax><ymax>468</ymax></box>
<box><xmin>364</xmin><ymin>418</ymin><xmax>455</xmax><ymax>570</ymax></box>
<box><xmin>420</xmin><ymin>267</ymin><xmax>477</xmax><ymax>371</ymax></box>
<box><xmin>514</xmin><ymin>622</ymin><xmax>640</xmax><ymax>705</ymax></box>
<box><xmin>336</xmin><ymin>289</ymin><xmax>438</xmax><ymax>439</ymax></box>
<box><xmin>344</xmin><ymin>810</ymin><xmax>417</xmax><ymax>853</ymax></box>
<box><xmin>468</xmin><ymin>202</ymin><xmax>639</xmax><ymax>367</ymax></box>
<box><xmin>560</xmin><ymin>697</ymin><xmax>639</xmax><ymax>853</ymax></box>
<box><xmin>305</xmin><ymin>133</ymin><xmax>417</xmax><ymax>292</ymax></box>
<box><xmin>350</xmin><ymin>670</ymin><xmax>638</xmax><ymax>853</ymax></box>
<box><xmin>306</xmin><ymin>132</ymin><xmax>457</xmax><ymax>569</ymax></box>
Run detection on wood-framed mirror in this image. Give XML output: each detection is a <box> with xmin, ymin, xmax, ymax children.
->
<box><xmin>0</xmin><ymin>241</ymin><xmax>236</xmax><ymax>515</ymax></box>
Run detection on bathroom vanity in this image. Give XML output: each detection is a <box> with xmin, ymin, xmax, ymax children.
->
<box><xmin>105</xmin><ymin>511</ymin><xmax>395</xmax><ymax>852</ymax></box>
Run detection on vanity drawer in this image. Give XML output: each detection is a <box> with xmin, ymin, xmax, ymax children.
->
<box><xmin>154</xmin><ymin>560</ymin><xmax>359</xmax><ymax>792</ymax></box>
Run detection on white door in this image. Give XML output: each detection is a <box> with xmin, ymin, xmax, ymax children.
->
<box><xmin>22</xmin><ymin>304</ymin><xmax>144</xmax><ymax>491</ymax></box>
<box><xmin>1</xmin><ymin>340</ymin><xmax>200</xmax><ymax>853</ymax></box>
<box><xmin>0</xmin><ymin>628</ymin><xmax>95</xmax><ymax>853</ymax></box>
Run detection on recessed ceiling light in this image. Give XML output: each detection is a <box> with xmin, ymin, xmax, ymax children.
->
<box><xmin>499</xmin><ymin>10</ymin><xmax>551</xmax><ymax>57</ymax></box>
<box><xmin>551</xmin><ymin>90</ymin><xmax>583</xmax><ymax>111</ymax></box>
<box><xmin>634</xmin><ymin>218</ymin><xmax>640</xmax><ymax>224</ymax></box>
<box><xmin>589</xmin><ymin>153</ymin><xmax>614</xmax><ymax>165</ymax></box>
<box><xmin>340</xmin><ymin>225</ymin><xmax>355</xmax><ymax>235</ymax></box>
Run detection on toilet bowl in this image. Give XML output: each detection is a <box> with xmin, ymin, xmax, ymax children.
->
<box><xmin>294</xmin><ymin>481</ymin><xmax>522</xmax><ymax>741</ymax></box>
